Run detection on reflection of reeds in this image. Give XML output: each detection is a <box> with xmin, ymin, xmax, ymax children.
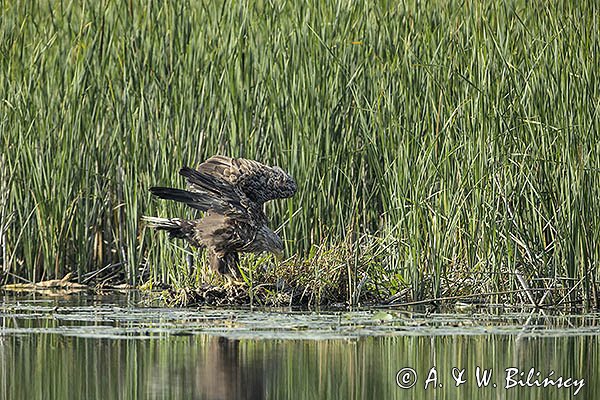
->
<box><xmin>1</xmin><ymin>1</ymin><xmax>598</xmax><ymax>307</ymax></box>
<box><xmin>5</xmin><ymin>315</ymin><xmax>598</xmax><ymax>400</ymax></box>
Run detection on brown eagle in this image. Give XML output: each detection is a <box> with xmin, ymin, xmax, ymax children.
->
<box><xmin>143</xmin><ymin>155</ymin><xmax>297</xmax><ymax>277</ymax></box>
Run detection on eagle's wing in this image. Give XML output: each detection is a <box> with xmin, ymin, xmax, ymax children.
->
<box><xmin>150</xmin><ymin>168</ymin><xmax>256</xmax><ymax>223</ymax></box>
<box><xmin>148</xmin><ymin>184</ymin><xmax>266</xmax><ymax>250</ymax></box>
<box><xmin>149</xmin><ymin>186</ymin><xmax>240</xmax><ymax>215</ymax></box>
<box><xmin>191</xmin><ymin>155</ymin><xmax>297</xmax><ymax>205</ymax></box>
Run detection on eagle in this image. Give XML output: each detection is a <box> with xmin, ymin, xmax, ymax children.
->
<box><xmin>143</xmin><ymin>155</ymin><xmax>297</xmax><ymax>277</ymax></box>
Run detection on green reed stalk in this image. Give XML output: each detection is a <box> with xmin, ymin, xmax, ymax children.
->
<box><xmin>1</xmin><ymin>0</ymin><xmax>598</xmax><ymax>305</ymax></box>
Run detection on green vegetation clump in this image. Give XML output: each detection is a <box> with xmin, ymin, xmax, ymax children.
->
<box><xmin>1</xmin><ymin>0</ymin><xmax>598</xmax><ymax>307</ymax></box>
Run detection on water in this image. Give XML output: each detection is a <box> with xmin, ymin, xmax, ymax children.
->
<box><xmin>1</xmin><ymin>292</ymin><xmax>597</xmax><ymax>399</ymax></box>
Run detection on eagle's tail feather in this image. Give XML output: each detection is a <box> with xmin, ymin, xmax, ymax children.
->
<box><xmin>142</xmin><ymin>216</ymin><xmax>202</xmax><ymax>247</ymax></box>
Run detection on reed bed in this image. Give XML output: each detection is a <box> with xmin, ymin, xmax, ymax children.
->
<box><xmin>1</xmin><ymin>0</ymin><xmax>598</xmax><ymax>307</ymax></box>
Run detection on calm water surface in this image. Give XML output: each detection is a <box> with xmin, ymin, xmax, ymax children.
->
<box><xmin>1</xmin><ymin>292</ymin><xmax>598</xmax><ymax>399</ymax></box>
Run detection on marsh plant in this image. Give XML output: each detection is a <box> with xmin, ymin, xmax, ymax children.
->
<box><xmin>1</xmin><ymin>1</ymin><xmax>598</xmax><ymax>307</ymax></box>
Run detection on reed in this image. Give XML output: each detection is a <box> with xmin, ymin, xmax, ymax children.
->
<box><xmin>1</xmin><ymin>0</ymin><xmax>598</xmax><ymax>306</ymax></box>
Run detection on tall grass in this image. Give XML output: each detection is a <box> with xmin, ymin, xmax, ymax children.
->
<box><xmin>1</xmin><ymin>0</ymin><xmax>598</xmax><ymax>306</ymax></box>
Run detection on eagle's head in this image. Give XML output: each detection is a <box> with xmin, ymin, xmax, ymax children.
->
<box><xmin>258</xmin><ymin>226</ymin><xmax>284</xmax><ymax>257</ymax></box>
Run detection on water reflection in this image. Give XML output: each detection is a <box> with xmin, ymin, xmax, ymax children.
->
<box><xmin>146</xmin><ymin>336</ymin><xmax>267</xmax><ymax>400</ymax></box>
<box><xmin>1</xmin><ymin>294</ymin><xmax>598</xmax><ymax>400</ymax></box>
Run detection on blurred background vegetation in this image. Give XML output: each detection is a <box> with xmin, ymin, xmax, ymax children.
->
<box><xmin>1</xmin><ymin>0</ymin><xmax>598</xmax><ymax>306</ymax></box>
